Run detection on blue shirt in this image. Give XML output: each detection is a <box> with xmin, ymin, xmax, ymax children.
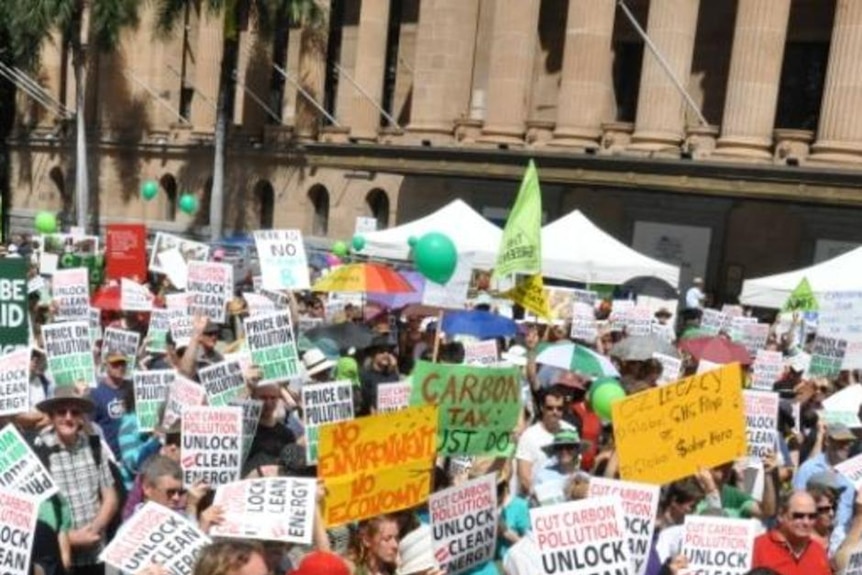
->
<box><xmin>91</xmin><ymin>379</ymin><xmax>128</xmax><ymax>458</ymax></box>
<box><xmin>793</xmin><ymin>452</ymin><xmax>855</xmax><ymax>554</ymax></box>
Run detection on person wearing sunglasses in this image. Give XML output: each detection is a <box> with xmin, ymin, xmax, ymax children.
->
<box><xmin>515</xmin><ymin>387</ymin><xmax>575</xmax><ymax>497</ymax></box>
<box><xmin>752</xmin><ymin>491</ymin><xmax>830</xmax><ymax>575</ymax></box>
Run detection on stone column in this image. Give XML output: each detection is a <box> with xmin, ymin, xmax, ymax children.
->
<box><xmin>294</xmin><ymin>13</ymin><xmax>329</xmax><ymax>140</ymax></box>
<box><xmin>714</xmin><ymin>0</ymin><xmax>791</xmax><ymax>160</ymax></box>
<box><xmin>549</xmin><ymin>0</ymin><xmax>616</xmax><ymax>149</ymax></box>
<box><xmin>348</xmin><ymin>0</ymin><xmax>391</xmax><ymax>141</ymax></box>
<box><xmin>811</xmin><ymin>0</ymin><xmax>862</xmax><ymax>163</ymax></box>
<box><xmin>407</xmin><ymin>0</ymin><xmax>480</xmax><ymax>142</ymax></box>
<box><xmin>479</xmin><ymin>0</ymin><xmax>541</xmax><ymax>144</ymax></box>
<box><xmin>629</xmin><ymin>0</ymin><xmax>700</xmax><ymax>152</ymax></box>
<box><xmin>191</xmin><ymin>12</ymin><xmax>223</xmax><ymax>131</ymax></box>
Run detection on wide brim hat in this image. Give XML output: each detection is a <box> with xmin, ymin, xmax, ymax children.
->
<box><xmin>541</xmin><ymin>429</ymin><xmax>584</xmax><ymax>455</ymax></box>
<box><xmin>302</xmin><ymin>347</ymin><xmax>336</xmax><ymax>377</ymax></box>
<box><xmin>37</xmin><ymin>387</ymin><xmax>95</xmax><ymax>415</ymax></box>
<box><xmin>501</xmin><ymin>345</ymin><xmax>528</xmax><ymax>367</ymax></box>
<box><xmin>396</xmin><ymin>525</ymin><xmax>439</xmax><ymax>575</ymax></box>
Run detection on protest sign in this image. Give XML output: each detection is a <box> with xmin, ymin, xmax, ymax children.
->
<box><xmin>165</xmin><ymin>292</ymin><xmax>191</xmax><ymax>312</ymax></box>
<box><xmin>423</xmin><ymin>252</ymin><xmax>474</xmax><ymax>309</ymax></box>
<box><xmin>187</xmin><ymin>261</ymin><xmax>233</xmax><ymax>323</ymax></box>
<box><xmin>411</xmin><ymin>361</ymin><xmax>521</xmax><ymax>456</ymax></box>
<box><xmin>429</xmin><ymin>473</ymin><xmax>498</xmax><ymax>575</ymax></box>
<box><xmin>0</xmin><ymin>487</ymin><xmax>38</xmax><ymax>575</ymax></box>
<box><xmin>844</xmin><ymin>544</ymin><xmax>862</xmax><ymax>575</ymax></box>
<box><xmin>570</xmin><ymin>317</ymin><xmax>598</xmax><ymax>343</ymax></box>
<box><xmin>211</xmin><ymin>477</ymin><xmax>317</xmax><ymax>544</ymax></box>
<box><xmin>244</xmin><ymin>311</ymin><xmax>301</xmax><ymax>385</ymax></box>
<box><xmin>808</xmin><ymin>335</ymin><xmax>847</xmax><ymax>378</ymax></box>
<box><xmin>610</xmin><ymin>299</ymin><xmax>635</xmax><ymax>330</ymax></box>
<box><xmin>101</xmin><ymin>327</ymin><xmax>140</xmax><ymax>369</ymax></box>
<box><xmin>588</xmin><ymin>478</ymin><xmax>660</xmax><ymax>575</ymax></box>
<box><xmin>652</xmin><ymin>323</ymin><xmax>675</xmax><ymax>343</ymax></box>
<box><xmin>700</xmin><ymin>309</ymin><xmax>730</xmax><ymax>336</ymax></box>
<box><xmin>728</xmin><ymin>316</ymin><xmax>757</xmax><ymax>343</ymax></box>
<box><xmin>571</xmin><ymin>289</ymin><xmax>598</xmax><ymax>317</ymax></box>
<box><xmin>543</xmin><ymin>287</ymin><xmax>577</xmax><ymax>321</ymax></box>
<box><xmin>0</xmin><ymin>259</ymin><xmax>29</xmax><ymax>354</ymax></box>
<box><xmin>376</xmin><ymin>381</ymin><xmax>412</xmax><ymax>413</ymax></box>
<box><xmin>149</xmin><ymin>232</ymin><xmax>210</xmax><ymax>275</ymax></box>
<box><xmin>302</xmin><ymin>380</ymin><xmax>354</xmax><ymax>464</ymax></box>
<box><xmin>253</xmin><ymin>230</ymin><xmax>311</xmax><ymax>290</ymax></box>
<box><xmin>503</xmin><ymin>273</ymin><xmax>551</xmax><ymax>319</ymax></box>
<box><xmin>89</xmin><ymin>307</ymin><xmax>102</xmax><ymax>346</ymax></box>
<box><xmin>169</xmin><ymin>314</ymin><xmax>195</xmax><ymax>349</ymax></box>
<box><xmin>199</xmin><ymin>359</ymin><xmax>246</xmax><ymax>407</ymax></box>
<box><xmin>100</xmin><ymin>501</ymin><xmax>211</xmax><ymax>575</ymax></box>
<box><xmin>244</xmin><ymin>292</ymin><xmax>277</xmax><ymax>317</ymax></box>
<box><xmin>783</xmin><ymin>277</ymin><xmax>818</xmax><ymax>312</ymax></box>
<box><xmin>355</xmin><ymin>216</ymin><xmax>378</xmax><ymax>235</ymax></box>
<box><xmin>161</xmin><ymin>376</ymin><xmax>207</xmax><ymax>430</ymax></box>
<box><xmin>682</xmin><ymin>515</ymin><xmax>756</xmax><ymax>575</ymax></box>
<box><xmin>181</xmin><ymin>406</ymin><xmax>243</xmax><ymax>487</ymax></box>
<box><xmin>613</xmin><ymin>364</ymin><xmax>747</xmax><ymax>485</ymax></box>
<box><xmin>740</xmin><ymin>323</ymin><xmax>770</xmax><ymax>356</ymax></box>
<box><xmin>120</xmin><ymin>278</ymin><xmax>153</xmax><ymax>312</ymax></box>
<box><xmin>818</xmin><ymin>292</ymin><xmax>862</xmax><ymax>369</ymax></box>
<box><xmin>0</xmin><ymin>349</ymin><xmax>30</xmax><ymax>416</ymax></box>
<box><xmin>52</xmin><ymin>268</ymin><xmax>90</xmax><ymax>321</ymax></box>
<box><xmin>106</xmin><ymin>223</ymin><xmax>147</xmax><ymax>281</ymax></box>
<box><xmin>821</xmin><ymin>409</ymin><xmax>862</xmax><ymax>429</ymax></box>
<box><xmin>462</xmin><ymin>340</ymin><xmax>498</xmax><ymax>366</ymax></box>
<box><xmin>42</xmin><ymin>321</ymin><xmax>96</xmax><ymax>388</ymax></box>
<box><xmin>824</xmin><ymin>384</ymin><xmax>862</xmax><ymax>415</ymax></box>
<box><xmin>652</xmin><ymin>352</ymin><xmax>682</xmax><ymax>386</ymax></box>
<box><xmin>229</xmin><ymin>398</ymin><xmax>263</xmax><ymax>463</ymax></box>
<box><xmin>743</xmin><ymin>390</ymin><xmax>778</xmax><ymax>458</ymax></box>
<box><xmin>750</xmin><ymin>350</ymin><xmax>783</xmax><ymax>391</ymax></box>
<box><xmin>530</xmin><ymin>496</ymin><xmax>631</xmax><ymax>575</ymax></box>
<box><xmin>37</xmin><ymin>233</ymin><xmax>100</xmax><ymax>284</ymax></box>
<box><xmin>626</xmin><ymin>307</ymin><xmax>653</xmax><ymax>337</ymax></box>
<box><xmin>134</xmin><ymin>370</ymin><xmax>175</xmax><ymax>432</ymax></box>
<box><xmin>147</xmin><ymin>308</ymin><xmax>181</xmax><ymax>353</ymax></box>
<box><xmin>318</xmin><ymin>405</ymin><xmax>437</xmax><ymax>527</ymax></box>
<box><xmin>835</xmin><ymin>453</ymin><xmax>862</xmax><ymax>488</ymax></box>
<box><xmin>0</xmin><ymin>424</ymin><xmax>58</xmax><ymax>499</ymax></box>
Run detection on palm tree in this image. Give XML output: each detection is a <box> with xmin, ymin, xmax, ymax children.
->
<box><xmin>155</xmin><ymin>0</ymin><xmax>325</xmax><ymax>241</ymax></box>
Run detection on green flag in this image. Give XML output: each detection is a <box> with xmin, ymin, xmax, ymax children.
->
<box><xmin>782</xmin><ymin>277</ymin><xmax>819</xmax><ymax>312</ymax></box>
<box><xmin>494</xmin><ymin>160</ymin><xmax>542</xmax><ymax>278</ymax></box>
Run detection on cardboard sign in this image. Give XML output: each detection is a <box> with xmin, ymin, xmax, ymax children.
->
<box><xmin>0</xmin><ymin>259</ymin><xmax>29</xmax><ymax>354</ymax></box>
<box><xmin>134</xmin><ymin>370</ymin><xmax>175</xmax><ymax>432</ymax></box>
<box><xmin>808</xmin><ymin>336</ymin><xmax>847</xmax><ymax>378</ymax></box>
<box><xmin>530</xmin><ymin>496</ymin><xmax>631</xmax><ymax>575</ymax></box>
<box><xmin>750</xmin><ymin>350</ymin><xmax>783</xmax><ymax>391</ymax></box>
<box><xmin>430</xmin><ymin>473</ymin><xmax>498</xmax><ymax>575</ymax></box>
<box><xmin>120</xmin><ymin>278</ymin><xmax>153</xmax><ymax>312</ymax></box>
<box><xmin>588</xmin><ymin>478</ymin><xmax>660</xmax><ymax>575</ymax></box>
<box><xmin>653</xmin><ymin>352</ymin><xmax>682</xmax><ymax>386</ymax></box>
<box><xmin>52</xmin><ymin>268</ymin><xmax>90</xmax><ymax>321</ymax></box>
<box><xmin>376</xmin><ymin>381</ymin><xmax>412</xmax><ymax>413</ymax></box>
<box><xmin>101</xmin><ymin>327</ymin><xmax>140</xmax><ymax>369</ymax></box>
<box><xmin>161</xmin><ymin>376</ymin><xmax>207</xmax><ymax>431</ymax></box>
<box><xmin>42</xmin><ymin>321</ymin><xmax>96</xmax><ymax>388</ymax></box>
<box><xmin>682</xmin><ymin>515</ymin><xmax>756</xmax><ymax>575</ymax></box>
<box><xmin>243</xmin><ymin>311</ymin><xmax>301</xmax><ymax>385</ymax></box>
<box><xmin>0</xmin><ymin>487</ymin><xmax>38</xmax><ymax>575</ymax></box>
<box><xmin>253</xmin><ymin>230</ymin><xmax>311</xmax><ymax>291</ymax></box>
<box><xmin>106</xmin><ymin>223</ymin><xmax>147</xmax><ymax>282</ymax></box>
<box><xmin>835</xmin><ymin>453</ymin><xmax>862</xmax><ymax>488</ymax></box>
<box><xmin>410</xmin><ymin>361</ymin><xmax>522</xmax><ymax>456</ymax></box>
<box><xmin>229</xmin><ymin>398</ymin><xmax>263</xmax><ymax>464</ymax></box>
<box><xmin>211</xmin><ymin>477</ymin><xmax>317</xmax><ymax>544</ymax></box>
<box><xmin>0</xmin><ymin>424</ymin><xmax>58</xmax><ymax>500</ymax></box>
<box><xmin>743</xmin><ymin>390</ymin><xmax>778</xmax><ymax>458</ymax></box>
<box><xmin>423</xmin><ymin>252</ymin><xmax>474</xmax><ymax>309</ymax></box>
<box><xmin>302</xmin><ymin>380</ymin><xmax>354</xmax><ymax>464</ymax></box>
<box><xmin>149</xmin><ymin>233</ymin><xmax>210</xmax><ymax>276</ymax></box>
<box><xmin>200</xmin><ymin>359</ymin><xmax>246</xmax><ymax>407</ymax></box>
<box><xmin>318</xmin><ymin>405</ymin><xmax>438</xmax><ymax>527</ymax></box>
<box><xmin>613</xmin><ymin>364</ymin><xmax>747</xmax><ymax>485</ymax></box>
<box><xmin>187</xmin><ymin>261</ymin><xmax>233</xmax><ymax>323</ymax></box>
<box><xmin>181</xmin><ymin>406</ymin><xmax>243</xmax><ymax>487</ymax></box>
<box><xmin>0</xmin><ymin>349</ymin><xmax>30</xmax><ymax>417</ymax></box>
<box><xmin>462</xmin><ymin>340</ymin><xmax>499</xmax><ymax>366</ymax></box>
<box><xmin>100</xmin><ymin>502</ymin><xmax>211</xmax><ymax>575</ymax></box>
<box><xmin>147</xmin><ymin>308</ymin><xmax>182</xmax><ymax>353</ymax></box>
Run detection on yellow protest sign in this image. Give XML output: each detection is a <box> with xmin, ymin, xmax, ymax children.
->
<box><xmin>504</xmin><ymin>273</ymin><xmax>551</xmax><ymax>318</ymax></box>
<box><xmin>318</xmin><ymin>405</ymin><xmax>438</xmax><ymax>527</ymax></box>
<box><xmin>612</xmin><ymin>364</ymin><xmax>747</xmax><ymax>485</ymax></box>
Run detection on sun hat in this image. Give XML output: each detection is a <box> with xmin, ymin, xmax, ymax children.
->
<box><xmin>541</xmin><ymin>429</ymin><xmax>583</xmax><ymax>455</ymax></box>
<box><xmin>302</xmin><ymin>347</ymin><xmax>335</xmax><ymax>377</ymax></box>
<box><xmin>37</xmin><ymin>387</ymin><xmax>95</xmax><ymax>415</ymax></box>
<box><xmin>501</xmin><ymin>344</ymin><xmax>528</xmax><ymax>367</ymax></box>
<box><xmin>105</xmin><ymin>351</ymin><xmax>128</xmax><ymax>364</ymax></box>
<box><xmin>292</xmin><ymin>551</ymin><xmax>350</xmax><ymax>575</ymax></box>
<box><xmin>396</xmin><ymin>525</ymin><xmax>439</xmax><ymax>575</ymax></box>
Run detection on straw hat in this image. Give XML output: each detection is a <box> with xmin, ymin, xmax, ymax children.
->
<box><xmin>396</xmin><ymin>525</ymin><xmax>439</xmax><ymax>575</ymax></box>
<box><xmin>302</xmin><ymin>347</ymin><xmax>335</xmax><ymax>377</ymax></box>
<box><xmin>37</xmin><ymin>387</ymin><xmax>95</xmax><ymax>415</ymax></box>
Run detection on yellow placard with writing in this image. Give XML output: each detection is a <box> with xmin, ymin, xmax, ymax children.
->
<box><xmin>612</xmin><ymin>363</ymin><xmax>747</xmax><ymax>485</ymax></box>
<box><xmin>318</xmin><ymin>404</ymin><xmax>438</xmax><ymax>527</ymax></box>
<box><xmin>504</xmin><ymin>273</ymin><xmax>551</xmax><ymax>318</ymax></box>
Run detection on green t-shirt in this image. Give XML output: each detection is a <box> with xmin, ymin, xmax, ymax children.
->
<box><xmin>696</xmin><ymin>484</ymin><xmax>756</xmax><ymax>518</ymax></box>
<box><xmin>37</xmin><ymin>493</ymin><xmax>72</xmax><ymax>532</ymax></box>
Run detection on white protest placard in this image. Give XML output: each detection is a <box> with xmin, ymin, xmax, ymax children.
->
<box><xmin>463</xmin><ymin>340</ymin><xmax>498</xmax><ymax>366</ymax></box>
<box><xmin>824</xmin><ymin>384</ymin><xmax>862</xmax><ymax>415</ymax></box>
<box><xmin>743</xmin><ymin>390</ymin><xmax>779</xmax><ymax>458</ymax></box>
<box><xmin>571</xmin><ymin>317</ymin><xmax>598</xmax><ymax>343</ymax></box>
<box><xmin>42</xmin><ymin>321</ymin><xmax>96</xmax><ymax>388</ymax></box>
<box><xmin>211</xmin><ymin>477</ymin><xmax>318</xmax><ymax>544</ymax></box>
<box><xmin>187</xmin><ymin>261</ymin><xmax>233</xmax><ymax>323</ymax></box>
<box><xmin>149</xmin><ymin>232</ymin><xmax>210</xmax><ymax>275</ymax></box>
<box><xmin>626</xmin><ymin>307</ymin><xmax>653</xmax><ymax>337</ymax></box>
<box><xmin>354</xmin><ymin>216</ymin><xmax>378</xmax><ymax>235</ymax></box>
<box><xmin>571</xmin><ymin>289</ymin><xmax>598</xmax><ymax>318</ymax></box>
<box><xmin>817</xmin><ymin>292</ymin><xmax>862</xmax><ymax>369</ymax></box>
<box><xmin>229</xmin><ymin>398</ymin><xmax>263</xmax><ymax>464</ymax></box>
<box><xmin>610</xmin><ymin>300</ymin><xmax>635</xmax><ymax>331</ymax></box>
<box><xmin>181</xmin><ymin>405</ymin><xmax>243</xmax><ymax>487</ymax></box>
<box><xmin>534</xmin><ymin>479</ymin><xmax>567</xmax><ymax>507</ymax></box>
<box><xmin>651</xmin><ymin>323</ymin><xmax>675</xmax><ymax>343</ymax></box>
<box><xmin>835</xmin><ymin>453</ymin><xmax>862</xmax><ymax>489</ymax></box>
<box><xmin>244</xmin><ymin>292</ymin><xmax>277</xmax><ymax>317</ymax></box>
<box><xmin>587</xmin><ymin>478</ymin><xmax>660</xmax><ymax>575</ymax></box>
<box><xmin>254</xmin><ymin>230</ymin><xmax>311</xmax><ymax>291</ymax></box>
<box><xmin>530</xmin><ymin>496</ymin><xmax>631</xmax><ymax>575</ymax></box>
<box><xmin>134</xmin><ymin>370</ymin><xmax>175</xmax><ymax>432</ymax></box>
<box><xmin>302</xmin><ymin>380</ymin><xmax>354</xmax><ymax>464</ymax></box>
<box><xmin>700</xmin><ymin>309</ymin><xmax>730</xmax><ymax>336</ymax></box>
<box><xmin>39</xmin><ymin>252</ymin><xmax>58</xmax><ymax>276</ymax></box>
<box><xmin>653</xmin><ymin>352</ymin><xmax>682</xmax><ymax>386</ymax></box>
<box><xmin>244</xmin><ymin>311</ymin><xmax>301</xmax><ymax>385</ymax></box>
<box><xmin>88</xmin><ymin>307</ymin><xmax>102</xmax><ymax>346</ymax></box>
<box><xmin>169</xmin><ymin>314</ymin><xmax>195</xmax><ymax>349</ymax></box>
<box><xmin>161</xmin><ymin>375</ymin><xmax>207</xmax><ymax>431</ymax></box>
<box><xmin>147</xmin><ymin>308</ymin><xmax>182</xmax><ymax>353</ymax></box>
<box><xmin>120</xmin><ymin>278</ymin><xmax>154</xmax><ymax>312</ymax></box>
<box><xmin>101</xmin><ymin>327</ymin><xmax>140</xmax><ymax>369</ymax></box>
<box><xmin>52</xmin><ymin>268</ymin><xmax>90</xmax><ymax>321</ymax></box>
<box><xmin>682</xmin><ymin>515</ymin><xmax>756</xmax><ymax>575</ymax></box>
<box><xmin>0</xmin><ymin>424</ymin><xmax>58</xmax><ymax>500</ymax></box>
<box><xmin>845</xmin><ymin>543</ymin><xmax>862</xmax><ymax>575</ymax></box>
<box><xmin>430</xmin><ymin>473</ymin><xmax>498</xmax><ymax>575</ymax></box>
<box><xmin>200</xmin><ymin>359</ymin><xmax>246</xmax><ymax>407</ymax></box>
<box><xmin>751</xmin><ymin>350</ymin><xmax>784</xmax><ymax>391</ymax></box>
<box><xmin>0</xmin><ymin>349</ymin><xmax>30</xmax><ymax>416</ymax></box>
<box><xmin>376</xmin><ymin>381</ymin><xmax>412</xmax><ymax>413</ymax></box>
<box><xmin>423</xmin><ymin>252</ymin><xmax>474</xmax><ymax>309</ymax></box>
<box><xmin>165</xmin><ymin>292</ymin><xmax>190</xmax><ymax>312</ymax></box>
<box><xmin>0</xmin><ymin>487</ymin><xmax>38</xmax><ymax>575</ymax></box>
<box><xmin>740</xmin><ymin>323</ymin><xmax>770</xmax><ymax>355</ymax></box>
<box><xmin>100</xmin><ymin>502</ymin><xmax>211</xmax><ymax>575</ymax></box>
<box><xmin>728</xmin><ymin>316</ymin><xmax>757</xmax><ymax>343</ymax></box>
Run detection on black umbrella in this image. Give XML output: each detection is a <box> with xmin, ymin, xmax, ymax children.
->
<box><xmin>305</xmin><ymin>322</ymin><xmax>377</xmax><ymax>351</ymax></box>
<box><xmin>619</xmin><ymin>276</ymin><xmax>679</xmax><ymax>299</ymax></box>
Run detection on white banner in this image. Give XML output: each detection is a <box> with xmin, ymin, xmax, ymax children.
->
<box><xmin>254</xmin><ymin>230</ymin><xmax>311</xmax><ymax>291</ymax></box>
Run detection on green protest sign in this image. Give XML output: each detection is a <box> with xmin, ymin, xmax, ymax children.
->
<box><xmin>782</xmin><ymin>277</ymin><xmax>819</xmax><ymax>312</ymax></box>
<box><xmin>410</xmin><ymin>360</ymin><xmax>521</xmax><ymax>456</ymax></box>
<box><xmin>0</xmin><ymin>259</ymin><xmax>30</xmax><ymax>353</ymax></box>
<box><xmin>42</xmin><ymin>321</ymin><xmax>96</xmax><ymax>388</ymax></box>
<box><xmin>243</xmin><ymin>311</ymin><xmax>301</xmax><ymax>385</ymax></box>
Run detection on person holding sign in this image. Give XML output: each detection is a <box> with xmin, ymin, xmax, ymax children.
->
<box><xmin>179</xmin><ymin>317</ymin><xmax>225</xmax><ymax>378</ymax></box>
<box><xmin>752</xmin><ymin>491</ymin><xmax>830</xmax><ymax>575</ymax></box>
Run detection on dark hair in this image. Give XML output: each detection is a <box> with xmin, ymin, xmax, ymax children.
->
<box><xmin>663</xmin><ymin>478</ymin><xmax>704</xmax><ymax>508</ymax></box>
<box><xmin>539</xmin><ymin>386</ymin><xmax>568</xmax><ymax>406</ymax></box>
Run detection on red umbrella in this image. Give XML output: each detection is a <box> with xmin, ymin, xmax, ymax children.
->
<box><xmin>679</xmin><ymin>336</ymin><xmax>752</xmax><ymax>365</ymax></box>
<box><xmin>91</xmin><ymin>285</ymin><xmax>122</xmax><ymax>311</ymax></box>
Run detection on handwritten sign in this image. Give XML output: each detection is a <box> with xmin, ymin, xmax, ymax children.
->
<box><xmin>187</xmin><ymin>261</ymin><xmax>233</xmax><ymax>323</ymax></box>
<box><xmin>0</xmin><ymin>424</ymin><xmax>58</xmax><ymax>500</ymax></box>
<box><xmin>52</xmin><ymin>268</ymin><xmax>90</xmax><ymax>321</ymax></box>
<box><xmin>254</xmin><ymin>230</ymin><xmax>311</xmax><ymax>290</ymax></box>
<box><xmin>430</xmin><ymin>473</ymin><xmax>497</xmax><ymax>575</ymax></box>
<box><xmin>376</xmin><ymin>381</ymin><xmax>412</xmax><ymax>413</ymax></box>
<box><xmin>318</xmin><ymin>405</ymin><xmax>437</xmax><ymax>527</ymax></box>
<box><xmin>302</xmin><ymin>380</ymin><xmax>354</xmax><ymax>464</ymax></box>
<box><xmin>626</xmin><ymin>307</ymin><xmax>653</xmax><ymax>337</ymax></box>
<box><xmin>844</xmin><ymin>544</ymin><xmax>862</xmax><ymax>575</ymax></box>
<box><xmin>42</xmin><ymin>321</ymin><xmax>95</xmax><ymax>388</ymax></box>
<box><xmin>134</xmin><ymin>370</ymin><xmax>175</xmax><ymax>432</ymax></box>
<box><xmin>181</xmin><ymin>406</ymin><xmax>243</xmax><ymax>488</ymax></box>
<box><xmin>612</xmin><ymin>364</ymin><xmax>747</xmax><ymax>485</ymax></box>
<box><xmin>0</xmin><ymin>488</ymin><xmax>38</xmax><ymax>575</ymax></box>
<box><xmin>199</xmin><ymin>359</ymin><xmax>246</xmax><ymax>407</ymax></box>
<box><xmin>0</xmin><ymin>349</ymin><xmax>30</xmax><ymax>416</ymax></box>
<box><xmin>743</xmin><ymin>390</ymin><xmax>778</xmax><ymax>458</ymax></box>
<box><xmin>682</xmin><ymin>515</ymin><xmax>755</xmax><ymax>575</ymax></box>
<box><xmin>244</xmin><ymin>311</ymin><xmax>300</xmax><ymax>385</ymax></box>
<box><xmin>410</xmin><ymin>361</ymin><xmax>521</xmax><ymax>456</ymax></box>
<box><xmin>652</xmin><ymin>352</ymin><xmax>682</xmax><ymax>386</ymax></box>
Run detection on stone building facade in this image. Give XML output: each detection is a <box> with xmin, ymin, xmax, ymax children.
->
<box><xmin>8</xmin><ymin>0</ymin><xmax>862</xmax><ymax>301</ymax></box>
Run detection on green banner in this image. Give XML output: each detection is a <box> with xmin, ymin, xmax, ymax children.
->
<box><xmin>494</xmin><ymin>160</ymin><xmax>543</xmax><ymax>278</ymax></box>
<box><xmin>783</xmin><ymin>277</ymin><xmax>819</xmax><ymax>312</ymax></box>
<box><xmin>410</xmin><ymin>360</ymin><xmax>521</xmax><ymax>456</ymax></box>
<box><xmin>0</xmin><ymin>259</ymin><xmax>30</xmax><ymax>353</ymax></box>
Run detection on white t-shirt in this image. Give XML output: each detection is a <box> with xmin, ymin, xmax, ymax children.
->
<box><xmin>685</xmin><ymin>286</ymin><xmax>705</xmax><ymax>309</ymax></box>
<box><xmin>515</xmin><ymin>420</ymin><xmax>576</xmax><ymax>470</ymax></box>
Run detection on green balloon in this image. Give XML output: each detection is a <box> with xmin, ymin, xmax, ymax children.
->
<box><xmin>352</xmin><ymin>235</ymin><xmax>366</xmax><ymax>252</ymax></box>
<box><xmin>590</xmin><ymin>381</ymin><xmax>626</xmax><ymax>421</ymax></box>
<box><xmin>34</xmin><ymin>212</ymin><xmax>57</xmax><ymax>234</ymax></box>
<box><xmin>141</xmin><ymin>180</ymin><xmax>159</xmax><ymax>201</ymax></box>
<box><xmin>407</xmin><ymin>236</ymin><xmax>418</xmax><ymax>248</ymax></box>
<box><xmin>179</xmin><ymin>193</ymin><xmax>198</xmax><ymax>214</ymax></box>
<box><xmin>413</xmin><ymin>232</ymin><xmax>458</xmax><ymax>284</ymax></box>
<box><xmin>587</xmin><ymin>377</ymin><xmax>620</xmax><ymax>403</ymax></box>
<box><xmin>332</xmin><ymin>241</ymin><xmax>349</xmax><ymax>258</ymax></box>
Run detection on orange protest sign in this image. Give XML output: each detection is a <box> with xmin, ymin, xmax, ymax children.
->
<box><xmin>612</xmin><ymin>363</ymin><xmax>747</xmax><ymax>485</ymax></box>
<box><xmin>318</xmin><ymin>405</ymin><xmax>438</xmax><ymax>527</ymax></box>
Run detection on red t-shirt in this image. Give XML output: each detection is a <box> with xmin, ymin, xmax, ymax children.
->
<box><xmin>752</xmin><ymin>530</ymin><xmax>831</xmax><ymax>575</ymax></box>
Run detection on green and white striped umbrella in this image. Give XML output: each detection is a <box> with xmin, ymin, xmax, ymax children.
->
<box><xmin>535</xmin><ymin>342</ymin><xmax>620</xmax><ymax>379</ymax></box>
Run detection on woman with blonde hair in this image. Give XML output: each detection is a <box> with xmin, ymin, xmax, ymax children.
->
<box><xmin>348</xmin><ymin>515</ymin><xmax>400</xmax><ymax>575</ymax></box>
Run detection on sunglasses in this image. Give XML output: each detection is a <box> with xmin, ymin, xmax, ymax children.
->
<box><xmin>817</xmin><ymin>505</ymin><xmax>835</xmax><ymax>514</ymax></box>
<box><xmin>54</xmin><ymin>407</ymin><xmax>82</xmax><ymax>417</ymax></box>
<box><xmin>163</xmin><ymin>487</ymin><xmax>187</xmax><ymax>498</ymax></box>
<box><xmin>791</xmin><ymin>512</ymin><xmax>818</xmax><ymax>521</ymax></box>
<box><xmin>544</xmin><ymin>405</ymin><xmax>564</xmax><ymax>413</ymax></box>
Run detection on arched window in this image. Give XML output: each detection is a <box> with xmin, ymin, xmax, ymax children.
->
<box><xmin>366</xmin><ymin>188</ymin><xmax>389</xmax><ymax>230</ymax></box>
<box><xmin>254</xmin><ymin>180</ymin><xmax>275</xmax><ymax>229</ymax></box>
<box><xmin>161</xmin><ymin>174</ymin><xmax>178</xmax><ymax>221</ymax></box>
<box><xmin>308</xmin><ymin>184</ymin><xmax>329</xmax><ymax>235</ymax></box>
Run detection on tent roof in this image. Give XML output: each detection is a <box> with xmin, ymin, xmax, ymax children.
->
<box><xmin>361</xmin><ymin>199</ymin><xmax>502</xmax><ymax>268</ymax></box>
<box><xmin>740</xmin><ymin>246</ymin><xmax>862</xmax><ymax>308</ymax></box>
<box><xmin>541</xmin><ymin>210</ymin><xmax>680</xmax><ymax>287</ymax></box>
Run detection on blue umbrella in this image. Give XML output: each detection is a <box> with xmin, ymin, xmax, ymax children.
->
<box><xmin>441</xmin><ymin>310</ymin><xmax>517</xmax><ymax>339</ymax></box>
